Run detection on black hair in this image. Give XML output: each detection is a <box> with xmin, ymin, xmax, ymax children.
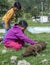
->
<box><xmin>14</xmin><ymin>2</ymin><xmax>21</xmax><ymax>10</ymax></box>
<box><xmin>18</xmin><ymin>20</ymin><xmax>28</xmax><ymax>28</ymax></box>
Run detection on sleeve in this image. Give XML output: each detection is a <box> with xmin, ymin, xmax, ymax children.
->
<box><xmin>15</xmin><ymin>30</ymin><xmax>37</xmax><ymax>45</ymax></box>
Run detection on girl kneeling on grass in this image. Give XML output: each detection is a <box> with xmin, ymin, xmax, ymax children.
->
<box><xmin>3</xmin><ymin>20</ymin><xmax>37</xmax><ymax>50</ymax></box>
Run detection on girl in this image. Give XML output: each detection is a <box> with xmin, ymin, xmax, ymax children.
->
<box><xmin>0</xmin><ymin>2</ymin><xmax>21</xmax><ymax>42</ymax></box>
<box><xmin>2</xmin><ymin>2</ymin><xmax>21</xmax><ymax>32</ymax></box>
<box><xmin>3</xmin><ymin>20</ymin><xmax>37</xmax><ymax>50</ymax></box>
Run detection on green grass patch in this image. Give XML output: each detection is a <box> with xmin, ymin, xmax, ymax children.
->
<box><xmin>0</xmin><ymin>31</ymin><xmax>50</xmax><ymax>65</ymax></box>
<box><xmin>27</xmin><ymin>19</ymin><xmax>50</xmax><ymax>26</ymax></box>
<box><xmin>0</xmin><ymin>19</ymin><xmax>50</xmax><ymax>65</ymax></box>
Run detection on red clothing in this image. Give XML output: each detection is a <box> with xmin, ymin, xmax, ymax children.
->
<box><xmin>4</xmin><ymin>41</ymin><xmax>23</xmax><ymax>50</ymax></box>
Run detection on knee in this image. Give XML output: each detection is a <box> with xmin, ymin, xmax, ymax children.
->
<box><xmin>15</xmin><ymin>44</ymin><xmax>22</xmax><ymax>50</ymax></box>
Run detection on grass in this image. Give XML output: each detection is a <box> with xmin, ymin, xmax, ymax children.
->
<box><xmin>0</xmin><ymin>19</ymin><xmax>50</xmax><ymax>65</ymax></box>
<box><xmin>27</xmin><ymin>19</ymin><xmax>50</xmax><ymax>26</ymax></box>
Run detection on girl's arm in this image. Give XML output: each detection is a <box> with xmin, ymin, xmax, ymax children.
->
<box><xmin>15</xmin><ymin>30</ymin><xmax>37</xmax><ymax>45</ymax></box>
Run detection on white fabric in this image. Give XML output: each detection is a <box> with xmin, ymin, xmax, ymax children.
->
<box><xmin>27</xmin><ymin>27</ymin><xmax>50</xmax><ymax>34</ymax></box>
<box><xmin>0</xmin><ymin>29</ymin><xmax>5</xmax><ymax>33</ymax></box>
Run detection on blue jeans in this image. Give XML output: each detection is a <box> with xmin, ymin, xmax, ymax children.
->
<box><xmin>2</xmin><ymin>21</ymin><xmax>11</xmax><ymax>33</ymax></box>
<box><xmin>2</xmin><ymin>21</ymin><xmax>11</xmax><ymax>41</ymax></box>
